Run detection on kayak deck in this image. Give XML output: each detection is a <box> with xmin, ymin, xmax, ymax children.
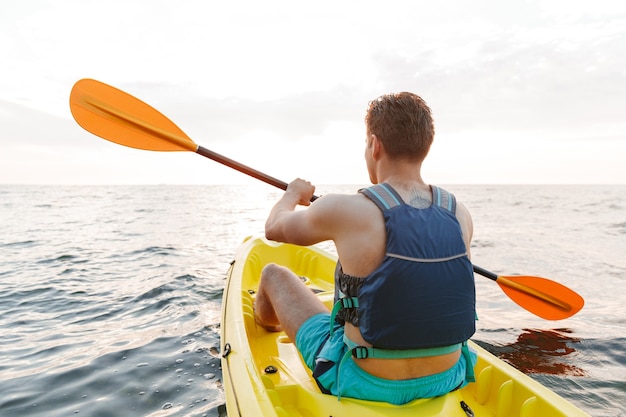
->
<box><xmin>221</xmin><ymin>237</ymin><xmax>590</xmax><ymax>417</ymax></box>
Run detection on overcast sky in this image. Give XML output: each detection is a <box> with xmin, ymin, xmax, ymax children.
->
<box><xmin>1</xmin><ymin>0</ymin><xmax>625</xmax><ymax>185</ymax></box>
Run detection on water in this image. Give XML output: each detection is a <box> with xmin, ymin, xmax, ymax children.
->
<box><xmin>1</xmin><ymin>184</ymin><xmax>624</xmax><ymax>416</ymax></box>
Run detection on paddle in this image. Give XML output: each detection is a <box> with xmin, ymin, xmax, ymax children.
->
<box><xmin>69</xmin><ymin>78</ymin><xmax>318</xmax><ymax>201</ymax></box>
<box><xmin>69</xmin><ymin>78</ymin><xmax>584</xmax><ymax>320</ymax></box>
<box><xmin>472</xmin><ymin>265</ymin><xmax>582</xmax><ymax>320</ymax></box>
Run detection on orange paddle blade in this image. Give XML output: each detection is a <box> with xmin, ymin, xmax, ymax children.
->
<box><xmin>69</xmin><ymin>78</ymin><xmax>196</xmax><ymax>152</ymax></box>
<box><xmin>496</xmin><ymin>275</ymin><xmax>584</xmax><ymax>320</ymax></box>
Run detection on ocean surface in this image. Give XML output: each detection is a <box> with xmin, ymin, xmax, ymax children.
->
<box><xmin>1</xmin><ymin>184</ymin><xmax>624</xmax><ymax>417</ymax></box>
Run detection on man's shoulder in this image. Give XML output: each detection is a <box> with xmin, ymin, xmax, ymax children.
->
<box><xmin>315</xmin><ymin>191</ymin><xmax>372</xmax><ymax>206</ymax></box>
<box><xmin>310</xmin><ymin>192</ymin><xmax>378</xmax><ymax>221</ymax></box>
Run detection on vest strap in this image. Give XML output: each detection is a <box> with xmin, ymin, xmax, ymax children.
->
<box><xmin>360</xmin><ymin>183</ymin><xmax>458</xmax><ymax>214</ymax></box>
<box><xmin>335</xmin><ymin>333</ymin><xmax>469</xmax><ymax>401</ymax></box>
<box><xmin>461</xmin><ymin>341</ymin><xmax>475</xmax><ymax>382</ymax></box>
<box><xmin>359</xmin><ymin>183</ymin><xmax>403</xmax><ymax>210</ymax></box>
<box><xmin>431</xmin><ymin>185</ymin><xmax>457</xmax><ymax>213</ymax></box>
<box><xmin>343</xmin><ymin>333</ymin><xmax>462</xmax><ymax>358</ymax></box>
<box><xmin>330</xmin><ymin>296</ymin><xmax>359</xmax><ymax>336</ymax></box>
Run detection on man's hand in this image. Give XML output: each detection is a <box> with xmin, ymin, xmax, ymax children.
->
<box><xmin>285</xmin><ymin>178</ymin><xmax>316</xmax><ymax>207</ymax></box>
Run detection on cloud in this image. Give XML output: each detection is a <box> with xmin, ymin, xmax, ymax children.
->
<box><xmin>110</xmin><ymin>81</ymin><xmax>370</xmax><ymax>144</ymax></box>
<box><xmin>1</xmin><ymin>0</ymin><xmax>625</xmax><ymax>184</ymax></box>
<box><xmin>369</xmin><ymin>11</ymin><xmax>626</xmax><ymax>136</ymax></box>
<box><xmin>0</xmin><ymin>100</ymin><xmax>88</xmax><ymax>147</ymax></box>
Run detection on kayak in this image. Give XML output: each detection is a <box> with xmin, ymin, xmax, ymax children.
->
<box><xmin>220</xmin><ymin>236</ymin><xmax>590</xmax><ymax>417</ymax></box>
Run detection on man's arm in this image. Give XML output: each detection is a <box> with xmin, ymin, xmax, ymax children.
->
<box><xmin>265</xmin><ymin>178</ymin><xmax>333</xmax><ymax>246</ymax></box>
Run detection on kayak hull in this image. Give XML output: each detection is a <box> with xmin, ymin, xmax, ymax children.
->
<box><xmin>221</xmin><ymin>236</ymin><xmax>589</xmax><ymax>417</ymax></box>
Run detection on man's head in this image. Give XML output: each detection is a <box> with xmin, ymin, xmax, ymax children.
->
<box><xmin>365</xmin><ymin>92</ymin><xmax>434</xmax><ymax>162</ymax></box>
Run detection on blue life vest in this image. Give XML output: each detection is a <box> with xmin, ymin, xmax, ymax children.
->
<box><xmin>332</xmin><ymin>183</ymin><xmax>476</xmax><ymax>350</ymax></box>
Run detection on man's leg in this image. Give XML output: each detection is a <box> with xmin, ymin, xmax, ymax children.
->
<box><xmin>255</xmin><ymin>263</ymin><xmax>329</xmax><ymax>342</ymax></box>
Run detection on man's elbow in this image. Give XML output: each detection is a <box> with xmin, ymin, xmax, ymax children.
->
<box><xmin>264</xmin><ymin>222</ymin><xmax>282</xmax><ymax>242</ymax></box>
<box><xmin>264</xmin><ymin>229</ymin><xmax>277</xmax><ymax>241</ymax></box>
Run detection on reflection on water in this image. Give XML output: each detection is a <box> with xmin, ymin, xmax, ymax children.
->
<box><xmin>481</xmin><ymin>328</ymin><xmax>586</xmax><ymax>376</ymax></box>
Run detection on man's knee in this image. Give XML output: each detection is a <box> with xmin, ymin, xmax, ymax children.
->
<box><xmin>261</xmin><ymin>263</ymin><xmax>293</xmax><ymax>288</ymax></box>
<box><xmin>262</xmin><ymin>263</ymin><xmax>282</xmax><ymax>275</ymax></box>
<box><xmin>262</xmin><ymin>263</ymin><xmax>293</xmax><ymax>278</ymax></box>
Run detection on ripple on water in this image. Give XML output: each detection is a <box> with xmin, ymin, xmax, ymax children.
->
<box><xmin>0</xmin><ymin>329</ymin><xmax>224</xmax><ymax>417</ymax></box>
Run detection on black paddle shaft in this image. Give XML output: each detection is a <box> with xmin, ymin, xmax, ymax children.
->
<box><xmin>473</xmin><ymin>265</ymin><xmax>498</xmax><ymax>281</ymax></box>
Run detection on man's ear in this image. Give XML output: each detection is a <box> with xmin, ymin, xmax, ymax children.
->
<box><xmin>371</xmin><ymin>134</ymin><xmax>382</xmax><ymax>160</ymax></box>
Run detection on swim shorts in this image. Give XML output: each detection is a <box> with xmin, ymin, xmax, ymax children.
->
<box><xmin>295</xmin><ymin>312</ymin><xmax>477</xmax><ymax>405</ymax></box>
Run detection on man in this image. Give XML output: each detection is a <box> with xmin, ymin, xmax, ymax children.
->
<box><xmin>254</xmin><ymin>92</ymin><xmax>476</xmax><ymax>404</ymax></box>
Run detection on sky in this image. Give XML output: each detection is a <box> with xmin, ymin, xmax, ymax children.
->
<box><xmin>1</xmin><ymin>0</ymin><xmax>625</xmax><ymax>186</ymax></box>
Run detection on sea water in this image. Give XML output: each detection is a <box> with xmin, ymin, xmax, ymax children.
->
<box><xmin>1</xmin><ymin>184</ymin><xmax>624</xmax><ymax>416</ymax></box>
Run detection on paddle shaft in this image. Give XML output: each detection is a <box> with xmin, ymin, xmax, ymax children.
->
<box><xmin>473</xmin><ymin>265</ymin><xmax>570</xmax><ymax>311</ymax></box>
<box><xmin>196</xmin><ymin>146</ymin><xmax>318</xmax><ymax>201</ymax></box>
<box><xmin>473</xmin><ymin>265</ymin><xmax>498</xmax><ymax>281</ymax></box>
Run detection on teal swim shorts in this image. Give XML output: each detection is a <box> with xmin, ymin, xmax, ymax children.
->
<box><xmin>295</xmin><ymin>312</ymin><xmax>477</xmax><ymax>405</ymax></box>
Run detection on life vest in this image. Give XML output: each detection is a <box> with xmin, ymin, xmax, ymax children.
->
<box><xmin>331</xmin><ymin>183</ymin><xmax>476</xmax><ymax>350</ymax></box>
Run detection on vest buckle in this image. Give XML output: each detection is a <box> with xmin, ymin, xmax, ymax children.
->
<box><xmin>352</xmin><ymin>346</ymin><xmax>370</xmax><ymax>359</ymax></box>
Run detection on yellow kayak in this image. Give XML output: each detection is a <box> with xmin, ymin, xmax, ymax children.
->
<box><xmin>220</xmin><ymin>236</ymin><xmax>590</xmax><ymax>417</ymax></box>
